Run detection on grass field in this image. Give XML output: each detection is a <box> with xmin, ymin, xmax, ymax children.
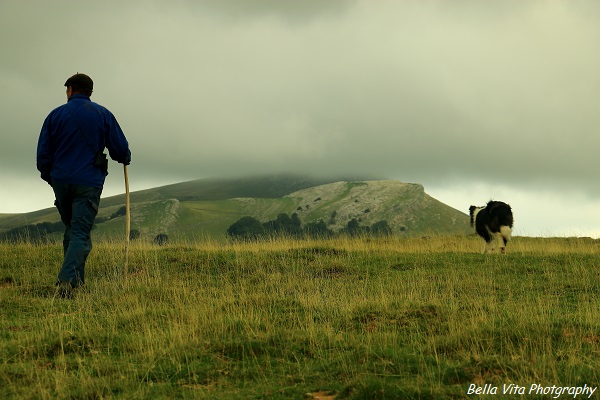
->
<box><xmin>1</xmin><ymin>235</ymin><xmax>599</xmax><ymax>399</ymax></box>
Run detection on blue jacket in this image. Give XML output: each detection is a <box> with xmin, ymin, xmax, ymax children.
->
<box><xmin>37</xmin><ymin>94</ymin><xmax>131</xmax><ymax>188</ymax></box>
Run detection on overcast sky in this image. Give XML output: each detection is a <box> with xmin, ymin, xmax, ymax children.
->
<box><xmin>1</xmin><ymin>0</ymin><xmax>599</xmax><ymax>237</ymax></box>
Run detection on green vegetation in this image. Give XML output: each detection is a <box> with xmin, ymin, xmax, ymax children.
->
<box><xmin>99</xmin><ymin>174</ymin><xmax>372</xmax><ymax>207</ymax></box>
<box><xmin>1</xmin><ymin>236</ymin><xmax>598</xmax><ymax>399</ymax></box>
<box><xmin>0</xmin><ymin>176</ymin><xmax>472</xmax><ymax>243</ymax></box>
<box><xmin>226</xmin><ymin>213</ymin><xmax>393</xmax><ymax>240</ymax></box>
<box><xmin>0</xmin><ymin>220</ymin><xmax>64</xmax><ymax>243</ymax></box>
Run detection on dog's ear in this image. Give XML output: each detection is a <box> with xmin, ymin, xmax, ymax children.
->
<box><xmin>469</xmin><ymin>205</ymin><xmax>476</xmax><ymax>214</ymax></box>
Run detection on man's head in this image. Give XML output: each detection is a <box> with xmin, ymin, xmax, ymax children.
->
<box><xmin>65</xmin><ymin>73</ymin><xmax>93</xmax><ymax>97</ymax></box>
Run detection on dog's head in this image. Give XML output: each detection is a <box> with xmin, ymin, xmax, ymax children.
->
<box><xmin>469</xmin><ymin>205</ymin><xmax>484</xmax><ymax>227</ymax></box>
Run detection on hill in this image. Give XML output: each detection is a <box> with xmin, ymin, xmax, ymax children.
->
<box><xmin>99</xmin><ymin>174</ymin><xmax>372</xmax><ymax>207</ymax></box>
<box><xmin>0</xmin><ymin>175</ymin><xmax>471</xmax><ymax>241</ymax></box>
<box><xmin>286</xmin><ymin>180</ymin><xmax>469</xmax><ymax>234</ymax></box>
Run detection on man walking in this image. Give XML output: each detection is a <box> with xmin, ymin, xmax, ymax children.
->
<box><xmin>37</xmin><ymin>73</ymin><xmax>131</xmax><ymax>298</ymax></box>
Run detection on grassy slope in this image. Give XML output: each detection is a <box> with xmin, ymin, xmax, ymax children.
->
<box><xmin>93</xmin><ymin>197</ymin><xmax>300</xmax><ymax>240</ymax></box>
<box><xmin>99</xmin><ymin>174</ymin><xmax>369</xmax><ymax>207</ymax></box>
<box><xmin>173</xmin><ymin>197</ymin><xmax>297</xmax><ymax>239</ymax></box>
<box><xmin>1</xmin><ymin>236</ymin><xmax>598</xmax><ymax>399</ymax></box>
<box><xmin>0</xmin><ymin>175</ymin><xmax>372</xmax><ymax>235</ymax></box>
<box><xmin>287</xmin><ymin>180</ymin><xmax>471</xmax><ymax>235</ymax></box>
<box><xmin>1</xmin><ymin>176</ymin><xmax>471</xmax><ymax>240</ymax></box>
<box><xmin>0</xmin><ymin>208</ymin><xmax>59</xmax><ymax>231</ymax></box>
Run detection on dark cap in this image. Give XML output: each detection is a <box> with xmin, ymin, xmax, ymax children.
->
<box><xmin>64</xmin><ymin>73</ymin><xmax>93</xmax><ymax>91</ymax></box>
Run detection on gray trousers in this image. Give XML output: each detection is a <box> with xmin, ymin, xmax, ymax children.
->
<box><xmin>52</xmin><ymin>182</ymin><xmax>102</xmax><ymax>287</ymax></box>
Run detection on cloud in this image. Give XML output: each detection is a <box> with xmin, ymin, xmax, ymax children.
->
<box><xmin>1</xmin><ymin>0</ymin><xmax>599</xmax><ymax>236</ymax></box>
<box><xmin>183</xmin><ymin>0</ymin><xmax>356</xmax><ymax>22</ymax></box>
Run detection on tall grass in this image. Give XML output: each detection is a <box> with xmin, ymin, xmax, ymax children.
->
<box><xmin>1</xmin><ymin>235</ymin><xmax>598</xmax><ymax>399</ymax></box>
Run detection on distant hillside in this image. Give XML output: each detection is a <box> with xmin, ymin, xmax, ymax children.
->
<box><xmin>0</xmin><ymin>175</ymin><xmax>471</xmax><ymax>241</ymax></box>
<box><xmin>99</xmin><ymin>174</ymin><xmax>372</xmax><ymax>207</ymax></box>
<box><xmin>0</xmin><ymin>214</ymin><xmax>16</xmax><ymax>223</ymax></box>
<box><xmin>285</xmin><ymin>180</ymin><xmax>469</xmax><ymax>235</ymax></box>
<box><xmin>0</xmin><ymin>174</ymin><xmax>365</xmax><ymax>234</ymax></box>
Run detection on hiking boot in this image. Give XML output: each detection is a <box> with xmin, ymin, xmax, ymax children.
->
<box><xmin>57</xmin><ymin>281</ymin><xmax>73</xmax><ymax>299</ymax></box>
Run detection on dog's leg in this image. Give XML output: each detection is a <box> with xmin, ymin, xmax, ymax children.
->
<box><xmin>487</xmin><ymin>228</ymin><xmax>496</xmax><ymax>253</ymax></box>
<box><xmin>497</xmin><ymin>233</ymin><xmax>506</xmax><ymax>254</ymax></box>
<box><xmin>500</xmin><ymin>226</ymin><xmax>511</xmax><ymax>255</ymax></box>
<box><xmin>482</xmin><ymin>240</ymin><xmax>492</xmax><ymax>254</ymax></box>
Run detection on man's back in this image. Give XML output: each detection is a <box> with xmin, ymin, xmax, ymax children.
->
<box><xmin>37</xmin><ymin>93</ymin><xmax>130</xmax><ymax>188</ymax></box>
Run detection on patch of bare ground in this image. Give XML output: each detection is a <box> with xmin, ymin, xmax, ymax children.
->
<box><xmin>305</xmin><ymin>391</ymin><xmax>337</xmax><ymax>399</ymax></box>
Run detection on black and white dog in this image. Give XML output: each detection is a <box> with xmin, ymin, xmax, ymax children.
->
<box><xmin>469</xmin><ymin>201</ymin><xmax>513</xmax><ymax>254</ymax></box>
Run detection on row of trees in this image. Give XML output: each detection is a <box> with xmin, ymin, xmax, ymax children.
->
<box><xmin>0</xmin><ymin>221</ymin><xmax>65</xmax><ymax>243</ymax></box>
<box><xmin>2</xmin><ymin>210</ymin><xmax>392</xmax><ymax>244</ymax></box>
<box><xmin>0</xmin><ymin>220</ymin><xmax>169</xmax><ymax>246</ymax></box>
<box><xmin>1</xmin><ymin>205</ymin><xmax>133</xmax><ymax>243</ymax></box>
<box><xmin>227</xmin><ymin>212</ymin><xmax>392</xmax><ymax>240</ymax></box>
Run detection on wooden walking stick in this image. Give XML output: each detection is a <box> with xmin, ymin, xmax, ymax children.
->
<box><xmin>124</xmin><ymin>164</ymin><xmax>130</xmax><ymax>279</ymax></box>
